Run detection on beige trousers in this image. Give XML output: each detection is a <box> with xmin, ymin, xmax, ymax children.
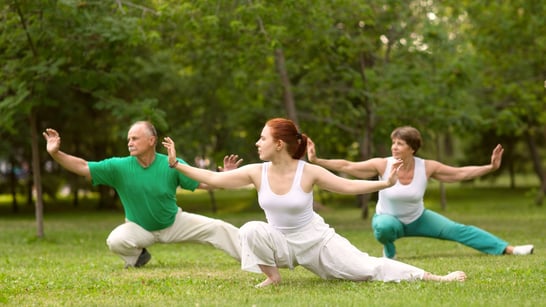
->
<box><xmin>106</xmin><ymin>208</ymin><xmax>241</xmax><ymax>267</ymax></box>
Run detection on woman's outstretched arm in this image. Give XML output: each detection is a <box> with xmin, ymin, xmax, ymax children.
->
<box><xmin>162</xmin><ymin>136</ymin><xmax>255</xmax><ymax>189</ymax></box>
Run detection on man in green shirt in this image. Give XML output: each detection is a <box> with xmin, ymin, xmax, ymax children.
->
<box><xmin>43</xmin><ymin>121</ymin><xmax>242</xmax><ymax>268</ymax></box>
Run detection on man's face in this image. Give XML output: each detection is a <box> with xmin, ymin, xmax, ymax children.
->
<box><xmin>127</xmin><ymin>124</ymin><xmax>156</xmax><ymax>156</ymax></box>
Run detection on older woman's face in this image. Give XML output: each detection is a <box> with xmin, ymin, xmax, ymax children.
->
<box><xmin>391</xmin><ymin>137</ymin><xmax>414</xmax><ymax>159</ymax></box>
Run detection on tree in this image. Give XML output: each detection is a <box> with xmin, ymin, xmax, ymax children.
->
<box><xmin>461</xmin><ymin>0</ymin><xmax>546</xmax><ymax>205</ymax></box>
<box><xmin>0</xmin><ymin>1</ymin><xmax>174</xmax><ymax>234</ymax></box>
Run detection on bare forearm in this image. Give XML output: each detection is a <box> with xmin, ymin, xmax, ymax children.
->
<box><xmin>458</xmin><ymin>165</ymin><xmax>495</xmax><ymax>181</ymax></box>
<box><xmin>174</xmin><ymin>163</ymin><xmax>213</xmax><ymax>183</ymax></box>
<box><xmin>313</xmin><ymin>158</ymin><xmax>350</xmax><ymax>173</ymax></box>
<box><xmin>313</xmin><ymin>158</ymin><xmax>377</xmax><ymax>179</ymax></box>
<box><xmin>437</xmin><ymin>164</ymin><xmax>495</xmax><ymax>182</ymax></box>
<box><xmin>49</xmin><ymin>151</ymin><xmax>90</xmax><ymax>178</ymax></box>
<box><xmin>174</xmin><ymin>163</ymin><xmax>248</xmax><ymax>189</ymax></box>
<box><xmin>323</xmin><ymin>178</ymin><xmax>392</xmax><ymax>195</ymax></box>
<box><xmin>349</xmin><ymin>179</ymin><xmax>391</xmax><ymax>194</ymax></box>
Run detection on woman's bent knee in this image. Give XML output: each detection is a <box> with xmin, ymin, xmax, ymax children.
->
<box><xmin>240</xmin><ymin>220</ymin><xmax>264</xmax><ymax>233</ymax></box>
<box><xmin>239</xmin><ymin>221</ymin><xmax>268</xmax><ymax>241</ymax></box>
<box><xmin>373</xmin><ymin>215</ymin><xmax>403</xmax><ymax>242</ymax></box>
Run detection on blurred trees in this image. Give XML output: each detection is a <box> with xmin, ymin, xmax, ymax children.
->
<box><xmin>1</xmin><ymin>0</ymin><xmax>544</xmax><ymax>230</ymax></box>
<box><xmin>460</xmin><ymin>0</ymin><xmax>546</xmax><ymax>204</ymax></box>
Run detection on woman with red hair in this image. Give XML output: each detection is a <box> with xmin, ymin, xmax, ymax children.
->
<box><xmin>163</xmin><ymin>118</ymin><xmax>466</xmax><ymax>288</ymax></box>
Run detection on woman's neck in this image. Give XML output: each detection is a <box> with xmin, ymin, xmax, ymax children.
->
<box><xmin>400</xmin><ymin>156</ymin><xmax>414</xmax><ymax>171</ymax></box>
<box><xmin>269</xmin><ymin>156</ymin><xmax>298</xmax><ymax>172</ymax></box>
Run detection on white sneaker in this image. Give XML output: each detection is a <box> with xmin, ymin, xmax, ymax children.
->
<box><xmin>513</xmin><ymin>244</ymin><xmax>534</xmax><ymax>255</ymax></box>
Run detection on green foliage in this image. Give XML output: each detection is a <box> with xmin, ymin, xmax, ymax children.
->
<box><xmin>1</xmin><ymin>0</ymin><xmax>545</xmax><ymax>201</ymax></box>
<box><xmin>462</xmin><ymin>1</ymin><xmax>546</xmax><ymax>137</ymax></box>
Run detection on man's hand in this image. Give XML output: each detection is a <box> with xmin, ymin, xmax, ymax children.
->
<box><xmin>42</xmin><ymin>128</ymin><xmax>61</xmax><ymax>154</ymax></box>
<box><xmin>218</xmin><ymin>154</ymin><xmax>243</xmax><ymax>172</ymax></box>
<box><xmin>42</xmin><ymin>128</ymin><xmax>92</xmax><ymax>179</ymax></box>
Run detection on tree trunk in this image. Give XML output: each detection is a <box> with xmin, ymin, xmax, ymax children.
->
<box><xmin>30</xmin><ymin>111</ymin><xmax>45</xmax><ymax>238</ymax></box>
<box><xmin>208</xmin><ymin>190</ymin><xmax>217</xmax><ymax>213</ymax></box>
<box><xmin>436</xmin><ymin>134</ymin><xmax>447</xmax><ymax>210</ymax></box>
<box><xmin>358</xmin><ymin>51</ymin><xmax>374</xmax><ymax>220</ymax></box>
<box><xmin>9</xmin><ymin>156</ymin><xmax>19</xmax><ymax>213</ymax></box>
<box><xmin>274</xmin><ymin>48</ymin><xmax>298</xmax><ymax>125</ymax></box>
<box><xmin>358</xmin><ymin>125</ymin><xmax>373</xmax><ymax>219</ymax></box>
<box><xmin>509</xmin><ymin>159</ymin><xmax>516</xmax><ymax>189</ymax></box>
<box><xmin>538</xmin><ymin>173</ymin><xmax>546</xmax><ymax>206</ymax></box>
<box><xmin>524</xmin><ymin>130</ymin><xmax>544</xmax><ymax>206</ymax></box>
<box><xmin>97</xmin><ymin>186</ymin><xmax>118</xmax><ymax>210</ymax></box>
<box><xmin>72</xmin><ymin>182</ymin><xmax>79</xmax><ymax>207</ymax></box>
<box><xmin>26</xmin><ymin>177</ymin><xmax>33</xmax><ymax>206</ymax></box>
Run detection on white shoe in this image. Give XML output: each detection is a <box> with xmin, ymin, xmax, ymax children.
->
<box><xmin>513</xmin><ymin>244</ymin><xmax>534</xmax><ymax>255</ymax></box>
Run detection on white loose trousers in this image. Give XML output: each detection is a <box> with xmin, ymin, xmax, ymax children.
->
<box><xmin>106</xmin><ymin>208</ymin><xmax>241</xmax><ymax>266</ymax></box>
<box><xmin>239</xmin><ymin>213</ymin><xmax>424</xmax><ymax>282</ymax></box>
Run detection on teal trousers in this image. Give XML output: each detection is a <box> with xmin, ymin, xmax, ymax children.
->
<box><xmin>372</xmin><ymin>209</ymin><xmax>508</xmax><ymax>258</ymax></box>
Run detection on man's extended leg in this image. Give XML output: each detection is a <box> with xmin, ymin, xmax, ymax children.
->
<box><xmin>160</xmin><ymin>209</ymin><xmax>241</xmax><ymax>261</ymax></box>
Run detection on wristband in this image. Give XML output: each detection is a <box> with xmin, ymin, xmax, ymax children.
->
<box><xmin>169</xmin><ymin>160</ymin><xmax>179</xmax><ymax>168</ymax></box>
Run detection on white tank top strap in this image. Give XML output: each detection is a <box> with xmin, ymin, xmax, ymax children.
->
<box><xmin>261</xmin><ymin>162</ymin><xmax>270</xmax><ymax>191</ymax></box>
<box><xmin>292</xmin><ymin>160</ymin><xmax>305</xmax><ymax>190</ymax></box>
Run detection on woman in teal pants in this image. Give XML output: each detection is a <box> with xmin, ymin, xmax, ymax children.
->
<box><xmin>307</xmin><ymin>126</ymin><xmax>534</xmax><ymax>259</ymax></box>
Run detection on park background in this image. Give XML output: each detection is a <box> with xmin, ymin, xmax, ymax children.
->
<box><xmin>0</xmin><ymin>1</ymin><xmax>545</xmax><ymax>306</ymax></box>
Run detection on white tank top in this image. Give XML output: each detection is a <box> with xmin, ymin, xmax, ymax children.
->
<box><xmin>258</xmin><ymin>160</ymin><xmax>314</xmax><ymax>230</ymax></box>
<box><xmin>377</xmin><ymin>157</ymin><xmax>426</xmax><ymax>224</ymax></box>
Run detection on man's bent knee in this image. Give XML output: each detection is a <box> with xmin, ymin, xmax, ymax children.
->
<box><xmin>106</xmin><ymin>232</ymin><xmax>127</xmax><ymax>253</ymax></box>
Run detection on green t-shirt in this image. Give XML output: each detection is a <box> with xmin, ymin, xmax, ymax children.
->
<box><xmin>88</xmin><ymin>153</ymin><xmax>199</xmax><ymax>231</ymax></box>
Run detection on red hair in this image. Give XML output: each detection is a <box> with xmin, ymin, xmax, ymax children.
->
<box><xmin>266</xmin><ymin>118</ymin><xmax>307</xmax><ymax>159</ymax></box>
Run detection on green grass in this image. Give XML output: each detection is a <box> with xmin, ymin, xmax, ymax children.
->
<box><xmin>1</xmin><ymin>185</ymin><xmax>545</xmax><ymax>306</ymax></box>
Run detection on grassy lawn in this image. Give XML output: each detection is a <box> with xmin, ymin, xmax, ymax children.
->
<box><xmin>0</xmin><ymin>184</ymin><xmax>545</xmax><ymax>306</ymax></box>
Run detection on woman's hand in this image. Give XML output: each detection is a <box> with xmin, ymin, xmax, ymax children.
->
<box><xmin>490</xmin><ymin>144</ymin><xmax>504</xmax><ymax>170</ymax></box>
<box><xmin>386</xmin><ymin>159</ymin><xmax>403</xmax><ymax>187</ymax></box>
<box><xmin>162</xmin><ymin>137</ymin><xmax>178</xmax><ymax>166</ymax></box>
